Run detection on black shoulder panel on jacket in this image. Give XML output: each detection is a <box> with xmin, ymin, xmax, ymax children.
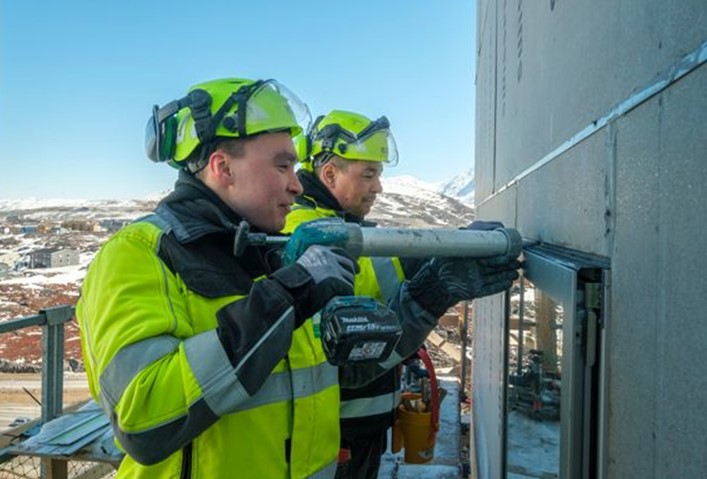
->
<box><xmin>157</xmin><ymin>232</ymin><xmax>255</xmax><ymax>298</ymax></box>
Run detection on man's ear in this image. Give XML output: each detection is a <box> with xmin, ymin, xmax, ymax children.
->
<box><xmin>207</xmin><ymin>150</ymin><xmax>234</xmax><ymax>185</ymax></box>
<box><xmin>320</xmin><ymin>161</ymin><xmax>338</xmax><ymax>188</ymax></box>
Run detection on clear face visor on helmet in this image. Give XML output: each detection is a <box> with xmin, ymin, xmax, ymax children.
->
<box><xmin>242</xmin><ymin>80</ymin><xmax>312</xmax><ymax>138</ymax></box>
<box><xmin>315</xmin><ymin>116</ymin><xmax>399</xmax><ymax>166</ymax></box>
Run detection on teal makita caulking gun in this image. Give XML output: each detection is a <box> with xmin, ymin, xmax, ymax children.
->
<box><xmin>233</xmin><ymin>218</ymin><xmax>522</xmax><ymax>366</ymax></box>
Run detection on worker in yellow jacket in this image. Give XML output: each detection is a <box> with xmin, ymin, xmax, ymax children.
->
<box><xmin>77</xmin><ymin>78</ymin><xmax>358</xmax><ymax>478</ymax></box>
<box><xmin>285</xmin><ymin>110</ymin><xmax>409</xmax><ymax>479</ymax></box>
<box><xmin>284</xmin><ymin>110</ymin><xmax>521</xmax><ymax>479</ymax></box>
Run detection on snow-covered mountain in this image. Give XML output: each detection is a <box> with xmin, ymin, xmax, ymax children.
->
<box><xmin>0</xmin><ymin>173</ymin><xmax>475</xmax><ymax>230</ymax></box>
<box><xmin>435</xmin><ymin>169</ymin><xmax>476</xmax><ymax>207</ymax></box>
<box><xmin>374</xmin><ymin>175</ymin><xmax>474</xmax><ymax>227</ymax></box>
<box><xmin>0</xmin><ymin>197</ymin><xmax>159</xmax><ymax>223</ymax></box>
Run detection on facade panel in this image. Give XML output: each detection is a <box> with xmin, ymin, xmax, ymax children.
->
<box><xmin>473</xmin><ymin>0</ymin><xmax>707</xmax><ymax>477</ymax></box>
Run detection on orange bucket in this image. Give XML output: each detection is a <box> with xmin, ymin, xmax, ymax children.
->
<box><xmin>395</xmin><ymin>348</ymin><xmax>441</xmax><ymax>464</ymax></box>
<box><xmin>396</xmin><ymin>401</ymin><xmax>437</xmax><ymax>464</ymax></box>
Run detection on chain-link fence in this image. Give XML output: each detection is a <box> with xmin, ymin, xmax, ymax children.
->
<box><xmin>0</xmin><ymin>454</ymin><xmax>117</xmax><ymax>478</ymax></box>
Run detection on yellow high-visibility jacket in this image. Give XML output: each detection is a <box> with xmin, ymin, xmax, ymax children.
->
<box><xmin>284</xmin><ymin>191</ymin><xmax>407</xmax><ymax>439</ymax></box>
<box><xmin>77</xmin><ymin>178</ymin><xmax>339</xmax><ymax>479</ymax></box>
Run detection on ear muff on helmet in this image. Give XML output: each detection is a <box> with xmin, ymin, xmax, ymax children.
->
<box><xmin>145</xmin><ymin>90</ymin><xmax>215</xmax><ymax>164</ymax></box>
<box><xmin>187</xmin><ymin>89</ymin><xmax>215</xmax><ymax>142</ymax></box>
<box><xmin>307</xmin><ymin>115</ymin><xmax>338</xmax><ymax>167</ymax></box>
<box><xmin>145</xmin><ymin>106</ymin><xmax>177</xmax><ymax>163</ymax></box>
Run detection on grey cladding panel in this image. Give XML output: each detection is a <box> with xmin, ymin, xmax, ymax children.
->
<box><xmin>652</xmin><ymin>67</ymin><xmax>707</xmax><ymax>478</ymax></box>
<box><xmin>477</xmin><ymin>186</ymin><xmax>517</xmax><ymax>229</ymax></box>
<box><xmin>612</xmin><ymin>65</ymin><xmax>707</xmax><ymax>479</ymax></box>
<box><xmin>516</xmin><ymin>131</ymin><xmax>609</xmax><ymax>256</ymax></box>
<box><xmin>610</xmin><ymin>95</ymin><xmax>662</xmax><ymax>479</ymax></box>
<box><xmin>487</xmin><ymin>0</ymin><xmax>707</xmax><ymax>193</ymax></box>
<box><xmin>475</xmin><ymin>0</ymin><xmax>498</xmax><ymax>201</ymax></box>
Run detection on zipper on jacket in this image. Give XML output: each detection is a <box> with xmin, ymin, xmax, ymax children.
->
<box><xmin>180</xmin><ymin>443</ymin><xmax>193</xmax><ymax>479</ymax></box>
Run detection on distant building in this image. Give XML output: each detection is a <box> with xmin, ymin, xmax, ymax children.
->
<box><xmin>37</xmin><ymin>223</ymin><xmax>53</xmax><ymax>234</ymax></box>
<box><xmin>99</xmin><ymin>219</ymin><xmax>129</xmax><ymax>232</ymax></box>
<box><xmin>60</xmin><ymin>220</ymin><xmax>101</xmax><ymax>232</ymax></box>
<box><xmin>29</xmin><ymin>248</ymin><xmax>79</xmax><ymax>268</ymax></box>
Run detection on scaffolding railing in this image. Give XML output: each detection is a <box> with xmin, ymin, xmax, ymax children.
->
<box><xmin>0</xmin><ymin>306</ymin><xmax>117</xmax><ymax>478</ymax></box>
<box><xmin>0</xmin><ymin>305</ymin><xmax>75</xmax><ymax>424</ymax></box>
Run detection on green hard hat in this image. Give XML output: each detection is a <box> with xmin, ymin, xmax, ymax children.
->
<box><xmin>145</xmin><ymin>78</ymin><xmax>311</xmax><ymax>168</ymax></box>
<box><xmin>307</xmin><ymin>110</ymin><xmax>399</xmax><ymax>167</ymax></box>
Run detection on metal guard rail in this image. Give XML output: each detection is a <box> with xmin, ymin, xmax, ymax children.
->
<box><xmin>0</xmin><ymin>305</ymin><xmax>76</xmax><ymax>424</ymax></box>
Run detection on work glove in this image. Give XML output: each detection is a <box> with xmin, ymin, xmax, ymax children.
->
<box><xmin>411</xmin><ymin>218</ymin><xmax>521</xmax><ymax>317</ymax></box>
<box><xmin>408</xmin><ymin>256</ymin><xmax>520</xmax><ymax>317</ymax></box>
<box><xmin>464</xmin><ymin>219</ymin><xmax>505</xmax><ymax>231</ymax></box>
<box><xmin>407</xmin><ymin>220</ymin><xmax>520</xmax><ymax>317</ymax></box>
<box><xmin>271</xmin><ymin>245</ymin><xmax>359</xmax><ymax>327</ymax></box>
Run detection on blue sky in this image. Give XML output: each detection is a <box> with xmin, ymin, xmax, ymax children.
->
<box><xmin>0</xmin><ymin>1</ymin><xmax>476</xmax><ymax>200</ymax></box>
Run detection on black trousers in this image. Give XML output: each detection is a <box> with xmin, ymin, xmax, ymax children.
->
<box><xmin>335</xmin><ymin>429</ymin><xmax>388</xmax><ymax>479</ymax></box>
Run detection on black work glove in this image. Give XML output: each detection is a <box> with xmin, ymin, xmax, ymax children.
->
<box><xmin>464</xmin><ymin>219</ymin><xmax>505</xmax><ymax>231</ymax></box>
<box><xmin>270</xmin><ymin>245</ymin><xmax>359</xmax><ymax>327</ymax></box>
<box><xmin>408</xmin><ymin>218</ymin><xmax>521</xmax><ymax>316</ymax></box>
<box><xmin>408</xmin><ymin>256</ymin><xmax>520</xmax><ymax>317</ymax></box>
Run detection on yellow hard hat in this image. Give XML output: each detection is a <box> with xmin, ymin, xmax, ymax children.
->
<box><xmin>306</xmin><ymin>110</ymin><xmax>399</xmax><ymax>168</ymax></box>
<box><xmin>145</xmin><ymin>78</ymin><xmax>311</xmax><ymax>169</ymax></box>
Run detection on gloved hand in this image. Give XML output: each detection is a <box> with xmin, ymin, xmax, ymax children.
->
<box><xmin>464</xmin><ymin>219</ymin><xmax>505</xmax><ymax>231</ymax></box>
<box><xmin>271</xmin><ymin>245</ymin><xmax>359</xmax><ymax>326</ymax></box>
<box><xmin>407</xmin><ymin>255</ymin><xmax>520</xmax><ymax>317</ymax></box>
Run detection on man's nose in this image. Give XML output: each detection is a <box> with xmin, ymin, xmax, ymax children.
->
<box><xmin>372</xmin><ymin>176</ymin><xmax>383</xmax><ymax>193</ymax></box>
<box><xmin>289</xmin><ymin>170</ymin><xmax>303</xmax><ymax>195</ymax></box>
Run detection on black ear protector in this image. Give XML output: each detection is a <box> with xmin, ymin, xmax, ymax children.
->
<box><xmin>145</xmin><ymin>89</ymin><xmax>213</xmax><ymax>163</ymax></box>
<box><xmin>146</xmin><ymin>103</ymin><xmax>178</xmax><ymax>163</ymax></box>
<box><xmin>309</xmin><ymin>115</ymin><xmax>337</xmax><ymax>167</ymax></box>
<box><xmin>315</xmin><ymin>124</ymin><xmax>339</xmax><ymax>152</ymax></box>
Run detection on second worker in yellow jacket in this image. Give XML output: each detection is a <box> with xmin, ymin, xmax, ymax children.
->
<box><xmin>284</xmin><ymin>110</ymin><xmax>520</xmax><ymax>479</ymax></box>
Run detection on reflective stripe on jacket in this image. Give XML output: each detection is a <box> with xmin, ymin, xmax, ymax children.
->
<box><xmin>78</xmin><ymin>207</ymin><xmax>339</xmax><ymax>479</ymax></box>
<box><xmin>284</xmin><ymin>202</ymin><xmax>405</xmax><ymax>436</ymax></box>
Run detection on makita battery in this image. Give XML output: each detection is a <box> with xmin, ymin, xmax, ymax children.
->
<box><xmin>320</xmin><ymin>296</ymin><xmax>403</xmax><ymax>366</ymax></box>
